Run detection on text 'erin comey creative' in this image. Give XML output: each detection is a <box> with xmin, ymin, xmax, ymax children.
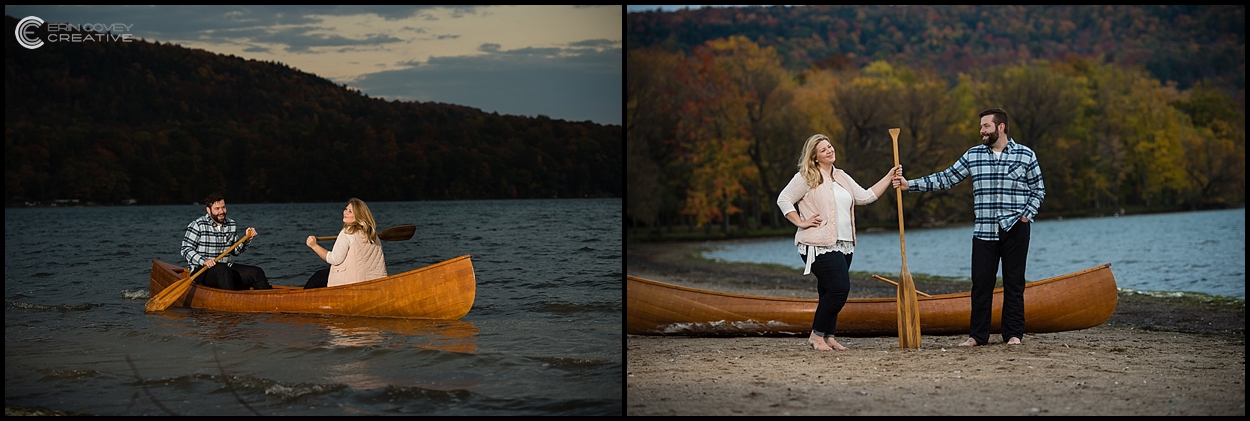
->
<box><xmin>15</xmin><ymin>15</ymin><xmax>135</xmax><ymax>49</ymax></box>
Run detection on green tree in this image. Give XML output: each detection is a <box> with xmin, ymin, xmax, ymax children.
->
<box><xmin>627</xmin><ymin>47</ymin><xmax>684</xmax><ymax>229</ymax></box>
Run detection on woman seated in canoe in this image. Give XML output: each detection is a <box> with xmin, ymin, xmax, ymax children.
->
<box><xmin>303</xmin><ymin>198</ymin><xmax>388</xmax><ymax>289</ymax></box>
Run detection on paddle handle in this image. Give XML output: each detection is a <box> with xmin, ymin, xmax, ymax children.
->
<box><xmin>889</xmin><ymin>128</ymin><xmax>907</xmax><ymax>264</ymax></box>
<box><xmin>185</xmin><ymin>231</ymin><xmax>252</xmax><ymax>283</ymax></box>
<box><xmin>145</xmin><ymin>231</ymin><xmax>252</xmax><ymax>312</ymax></box>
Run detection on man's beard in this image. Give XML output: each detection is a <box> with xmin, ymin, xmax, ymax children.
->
<box><xmin>212</xmin><ymin>212</ymin><xmax>227</xmax><ymax>224</ymax></box>
<box><xmin>981</xmin><ymin>128</ymin><xmax>999</xmax><ymax>146</ymax></box>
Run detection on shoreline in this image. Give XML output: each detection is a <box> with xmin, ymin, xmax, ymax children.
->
<box><xmin>626</xmin><ymin>240</ymin><xmax>1246</xmax><ymax>416</ymax></box>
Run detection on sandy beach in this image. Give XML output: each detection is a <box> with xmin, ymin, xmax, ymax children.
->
<box><xmin>626</xmin><ymin>241</ymin><xmax>1246</xmax><ymax>416</ymax></box>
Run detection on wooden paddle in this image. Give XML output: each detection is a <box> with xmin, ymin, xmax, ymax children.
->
<box><xmin>891</xmin><ymin>127</ymin><xmax>922</xmax><ymax>348</ymax></box>
<box><xmin>316</xmin><ymin>225</ymin><xmax>416</xmax><ymax>242</ymax></box>
<box><xmin>145</xmin><ymin>231</ymin><xmax>253</xmax><ymax>313</ymax></box>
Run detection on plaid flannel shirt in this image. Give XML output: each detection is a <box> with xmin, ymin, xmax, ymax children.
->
<box><xmin>906</xmin><ymin>139</ymin><xmax>1045</xmax><ymax>241</ymax></box>
<box><xmin>180</xmin><ymin>213</ymin><xmax>250</xmax><ymax>271</ymax></box>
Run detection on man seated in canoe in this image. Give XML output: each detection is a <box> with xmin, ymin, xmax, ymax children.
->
<box><xmin>180</xmin><ymin>192</ymin><xmax>273</xmax><ymax>290</ymax></box>
<box><xmin>302</xmin><ymin>198</ymin><xmax>389</xmax><ymax>289</ymax></box>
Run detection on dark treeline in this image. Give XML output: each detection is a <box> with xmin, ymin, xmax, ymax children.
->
<box><xmin>5</xmin><ymin>15</ymin><xmax>621</xmax><ymax>206</ymax></box>
<box><xmin>627</xmin><ymin>5</ymin><xmax>1244</xmax><ymax>233</ymax></box>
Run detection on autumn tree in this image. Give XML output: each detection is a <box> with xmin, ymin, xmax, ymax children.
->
<box><xmin>888</xmin><ymin>66</ymin><xmax>976</xmax><ymax>227</ymax></box>
<box><xmin>1114</xmin><ymin>71</ymin><xmax>1191</xmax><ymax>207</ymax></box>
<box><xmin>1173</xmin><ymin>82</ymin><xmax>1246</xmax><ymax>208</ymax></box>
<box><xmin>704</xmin><ymin>36</ymin><xmax>810</xmax><ymax>229</ymax></box>
<box><xmin>831</xmin><ymin>61</ymin><xmax>895</xmax><ymax>180</ymax></box>
<box><xmin>672</xmin><ymin>44</ymin><xmax>759</xmax><ymax>233</ymax></box>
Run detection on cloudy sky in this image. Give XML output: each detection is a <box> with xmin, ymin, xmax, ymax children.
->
<box><xmin>6</xmin><ymin>5</ymin><xmax>621</xmax><ymax>126</ymax></box>
<box><xmin>627</xmin><ymin>5</ymin><xmax>754</xmax><ymax>13</ymax></box>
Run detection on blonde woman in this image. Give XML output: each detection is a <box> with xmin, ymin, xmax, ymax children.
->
<box><xmin>303</xmin><ymin>198</ymin><xmax>388</xmax><ymax>289</ymax></box>
<box><xmin>776</xmin><ymin>134</ymin><xmax>899</xmax><ymax>351</ymax></box>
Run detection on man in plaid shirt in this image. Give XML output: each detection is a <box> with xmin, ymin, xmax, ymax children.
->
<box><xmin>893</xmin><ymin>108</ymin><xmax>1045</xmax><ymax>347</ymax></box>
<box><xmin>181</xmin><ymin>192</ymin><xmax>272</xmax><ymax>290</ymax></box>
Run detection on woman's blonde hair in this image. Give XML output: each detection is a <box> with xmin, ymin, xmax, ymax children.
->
<box><xmin>343</xmin><ymin>197</ymin><xmax>380</xmax><ymax>244</ymax></box>
<box><xmin>796</xmin><ymin>134</ymin><xmax>832</xmax><ymax>189</ymax></box>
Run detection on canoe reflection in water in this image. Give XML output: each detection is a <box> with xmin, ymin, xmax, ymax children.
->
<box><xmin>154</xmin><ymin>311</ymin><xmax>480</xmax><ymax>353</ymax></box>
<box><xmin>315</xmin><ymin>314</ymin><xmax>480</xmax><ymax>353</ymax></box>
<box><xmin>147</xmin><ymin>311</ymin><xmax>482</xmax><ymax>396</ymax></box>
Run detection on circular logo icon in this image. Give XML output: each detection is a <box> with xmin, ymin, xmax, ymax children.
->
<box><xmin>15</xmin><ymin>16</ymin><xmax>45</xmax><ymax>49</ymax></box>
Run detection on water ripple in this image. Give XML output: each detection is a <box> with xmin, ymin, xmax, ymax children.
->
<box><xmin>10</xmin><ymin>301</ymin><xmax>101</xmax><ymax>312</ymax></box>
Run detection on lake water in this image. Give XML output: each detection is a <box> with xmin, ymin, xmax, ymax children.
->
<box><xmin>4</xmin><ymin>199</ymin><xmax>622</xmax><ymax>415</ymax></box>
<box><xmin>704</xmin><ymin>208</ymin><xmax>1245</xmax><ymax>300</ymax></box>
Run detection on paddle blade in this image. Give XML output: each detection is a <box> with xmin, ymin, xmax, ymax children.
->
<box><xmin>378</xmin><ymin>224</ymin><xmax>416</xmax><ymax>242</ymax></box>
<box><xmin>145</xmin><ymin>278</ymin><xmax>193</xmax><ymax>312</ymax></box>
<box><xmin>317</xmin><ymin>225</ymin><xmax>416</xmax><ymax>242</ymax></box>
<box><xmin>896</xmin><ymin>267</ymin><xmax>922</xmax><ymax>348</ymax></box>
<box><xmin>146</xmin><ymin>232</ymin><xmax>248</xmax><ymax>313</ymax></box>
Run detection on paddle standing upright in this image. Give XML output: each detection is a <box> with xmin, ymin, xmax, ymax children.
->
<box><xmin>892</xmin><ymin>108</ymin><xmax>1045</xmax><ymax>346</ymax></box>
<box><xmin>889</xmin><ymin>128</ymin><xmax>921</xmax><ymax>349</ymax></box>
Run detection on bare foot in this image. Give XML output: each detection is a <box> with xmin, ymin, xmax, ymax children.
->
<box><xmin>808</xmin><ymin>333</ymin><xmax>833</xmax><ymax>351</ymax></box>
<box><xmin>957</xmin><ymin>337</ymin><xmax>979</xmax><ymax>347</ymax></box>
<box><xmin>825</xmin><ymin>337</ymin><xmax>849</xmax><ymax>351</ymax></box>
<box><xmin>1006</xmin><ymin>337</ymin><xmax>1022</xmax><ymax>345</ymax></box>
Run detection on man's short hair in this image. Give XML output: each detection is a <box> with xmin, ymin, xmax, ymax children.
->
<box><xmin>205</xmin><ymin>192</ymin><xmax>225</xmax><ymax>207</ymax></box>
<box><xmin>979</xmin><ymin>108</ymin><xmax>1009</xmax><ymax>134</ymax></box>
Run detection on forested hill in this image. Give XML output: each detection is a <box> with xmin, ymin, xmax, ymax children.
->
<box><xmin>5</xmin><ymin>15</ymin><xmax>621</xmax><ymax>206</ymax></box>
<box><xmin>629</xmin><ymin>5</ymin><xmax>1244</xmax><ymax>100</ymax></box>
<box><xmin>626</xmin><ymin>5</ymin><xmax>1244</xmax><ymax>233</ymax></box>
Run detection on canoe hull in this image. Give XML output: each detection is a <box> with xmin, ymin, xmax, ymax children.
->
<box><xmin>627</xmin><ymin>264</ymin><xmax>1117</xmax><ymax>337</ymax></box>
<box><xmin>150</xmin><ymin>255</ymin><xmax>475</xmax><ymax>320</ymax></box>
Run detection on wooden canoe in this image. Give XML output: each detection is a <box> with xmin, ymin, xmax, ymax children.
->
<box><xmin>627</xmin><ymin>263</ymin><xmax>1117</xmax><ymax>337</ymax></box>
<box><xmin>149</xmin><ymin>255</ymin><xmax>476</xmax><ymax>320</ymax></box>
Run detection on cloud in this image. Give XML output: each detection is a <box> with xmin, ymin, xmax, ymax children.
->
<box><xmin>355</xmin><ymin>45</ymin><xmax>621</xmax><ymax>125</ymax></box>
<box><xmin>6</xmin><ymin>5</ymin><xmax>450</xmax><ymax>48</ymax></box>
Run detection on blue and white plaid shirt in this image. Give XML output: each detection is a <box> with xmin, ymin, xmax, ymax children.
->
<box><xmin>906</xmin><ymin>139</ymin><xmax>1045</xmax><ymax>241</ymax></box>
<box><xmin>181</xmin><ymin>213</ymin><xmax>250</xmax><ymax>271</ymax></box>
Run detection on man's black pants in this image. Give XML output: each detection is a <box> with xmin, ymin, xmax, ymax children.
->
<box><xmin>969</xmin><ymin>221</ymin><xmax>1030</xmax><ymax>345</ymax></box>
